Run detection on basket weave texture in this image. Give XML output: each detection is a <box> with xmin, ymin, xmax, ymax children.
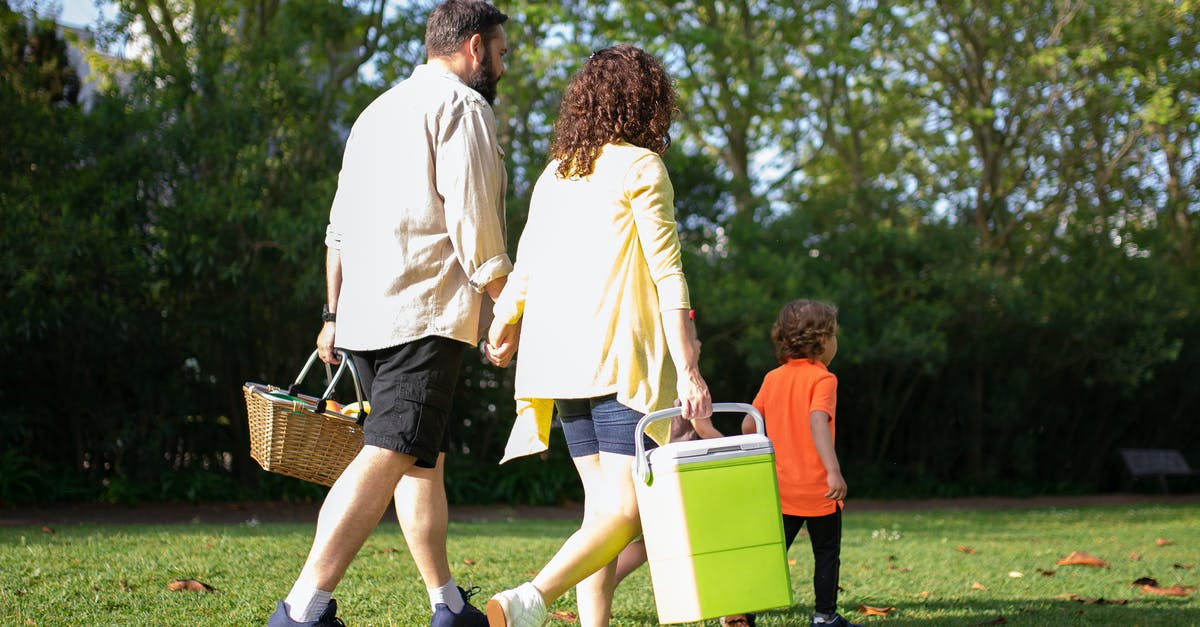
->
<box><xmin>243</xmin><ymin>383</ymin><xmax>364</xmax><ymax>486</ymax></box>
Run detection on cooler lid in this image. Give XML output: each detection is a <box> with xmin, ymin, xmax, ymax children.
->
<box><xmin>647</xmin><ymin>434</ymin><xmax>774</xmax><ymax>468</ymax></box>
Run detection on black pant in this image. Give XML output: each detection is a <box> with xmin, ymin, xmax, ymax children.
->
<box><xmin>783</xmin><ymin>507</ymin><xmax>842</xmax><ymax>615</ymax></box>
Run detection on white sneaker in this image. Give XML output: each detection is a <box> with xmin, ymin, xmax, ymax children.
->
<box><xmin>485</xmin><ymin>582</ymin><xmax>547</xmax><ymax>627</ymax></box>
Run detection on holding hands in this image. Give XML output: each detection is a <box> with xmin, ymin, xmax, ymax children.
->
<box><xmin>485</xmin><ymin>318</ymin><xmax>520</xmax><ymax>368</ymax></box>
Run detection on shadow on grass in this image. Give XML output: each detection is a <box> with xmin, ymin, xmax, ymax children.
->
<box><xmin>738</xmin><ymin>599</ymin><xmax>1200</xmax><ymax>626</ymax></box>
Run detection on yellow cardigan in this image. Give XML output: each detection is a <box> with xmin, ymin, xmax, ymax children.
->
<box><xmin>494</xmin><ymin>143</ymin><xmax>691</xmax><ymax>462</ymax></box>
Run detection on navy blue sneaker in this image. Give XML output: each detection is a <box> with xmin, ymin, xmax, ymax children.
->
<box><xmin>431</xmin><ymin>586</ymin><xmax>488</xmax><ymax>627</ymax></box>
<box><xmin>267</xmin><ymin>599</ymin><xmax>346</xmax><ymax>627</ymax></box>
<box><xmin>811</xmin><ymin>613</ymin><xmax>861</xmax><ymax>627</ymax></box>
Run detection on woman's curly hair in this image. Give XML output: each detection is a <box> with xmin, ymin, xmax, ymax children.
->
<box><xmin>772</xmin><ymin>300</ymin><xmax>839</xmax><ymax>363</ymax></box>
<box><xmin>549</xmin><ymin>44</ymin><xmax>677</xmax><ymax>179</ymax></box>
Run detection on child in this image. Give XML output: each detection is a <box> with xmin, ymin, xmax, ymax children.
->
<box><xmin>742</xmin><ymin>299</ymin><xmax>859</xmax><ymax>627</ymax></box>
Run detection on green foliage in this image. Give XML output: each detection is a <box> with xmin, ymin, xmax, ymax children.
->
<box><xmin>1</xmin><ymin>0</ymin><xmax>1197</xmax><ymax>503</ymax></box>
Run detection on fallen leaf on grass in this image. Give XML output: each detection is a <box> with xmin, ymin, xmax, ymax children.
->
<box><xmin>1156</xmin><ymin>538</ymin><xmax>1175</xmax><ymax>546</ymax></box>
<box><xmin>41</xmin><ymin>526</ymin><xmax>54</xmax><ymax>534</ymax></box>
<box><xmin>858</xmin><ymin>605</ymin><xmax>894</xmax><ymax>617</ymax></box>
<box><xmin>463</xmin><ymin>559</ymin><xmax>476</xmax><ymax>566</ymax></box>
<box><xmin>956</xmin><ymin>545</ymin><xmax>978</xmax><ymax>554</ymax></box>
<box><xmin>1140</xmin><ymin>584</ymin><xmax>1196</xmax><ymax>597</ymax></box>
<box><xmin>167</xmin><ymin>579</ymin><xmax>215</xmax><ymax>593</ymax></box>
<box><xmin>973</xmin><ymin>617</ymin><xmax>1006</xmax><ymax>625</ymax></box>
<box><xmin>1132</xmin><ymin>577</ymin><xmax>1158</xmax><ymax>587</ymax></box>
<box><xmin>1129</xmin><ymin>551</ymin><xmax>1141</xmax><ymax>561</ymax></box>
<box><xmin>1055</xmin><ymin>593</ymin><xmax>1128</xmax><ymax>605</ymax></box>
<box><xmin>119</xmin><ymin>580</ymin><xmax>130</xmax><ymax>591</ymax></box>
<box><xmin>1008</xmin><ymin>571</ymin><xmax>1024</xmax><ymax>578</ymax></box>
<box><xmin>917</xmin><ymin>591</ymin><xmax>931</xmax><ymax>598</ymax></box>
<box><xmin>1175</xmin><ymin>563</ymin><xmax>1194</xmax><ymax>569</ymax></box>
<box><xmin>971</xmin><ymin>582</ymin><xmax>987</xmax><ymax>590</ymax></box>
<box><xmin>373</xmin><ymin>547</ymin><xmax>397</xmax><ymax>554</ymax></box>
<box><xmin>1036</xmin><ymin>568</ymin><xmax>1056</xmax><ymax>576</ymax></box>
<box><xmin>1056</xmin><ymin>551</ymin><xmax>1110</xmax><ymax>568</ymax></box>
<box><xmin>550</xmin><ymin>609</ymin><xmax>578</xmax><ymax>622</ymax></box>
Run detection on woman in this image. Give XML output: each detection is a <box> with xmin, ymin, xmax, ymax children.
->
<box><xmin>483</xmin><ymin>45</ymin><xmax>713</xmax><ymax>627</ymax></box>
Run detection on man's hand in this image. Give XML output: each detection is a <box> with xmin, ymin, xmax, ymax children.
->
<box><xmin>485</xmin><ymin>318</ymin><xmax>520</xmax><ymax>367</ymax></box>
<box><xmin>317</xmin><ymin>323</ymin><xmax>340</xmax><ymax>364</ymax></box>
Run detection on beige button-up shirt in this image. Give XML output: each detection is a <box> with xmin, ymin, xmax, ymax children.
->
<box><xmin>326</xmin><ymin>64</ymin><xmax>512</xmax><ymax>351</ymax></box>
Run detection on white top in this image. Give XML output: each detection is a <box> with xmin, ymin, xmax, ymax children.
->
<box><xmin>326</xmin><ymin>63</ymin><xmax>511</xmax><ymax>350</ymax></box>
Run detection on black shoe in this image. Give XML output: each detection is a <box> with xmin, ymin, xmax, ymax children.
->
<box><xmin>267</xmin><ymin>599</ymin><xmax>346</xmax><ymax>627</ymax></box>
<box><xmin>810</xmin><ymin>614</ymin><xmax>860</xmax><ymax>627</ymax></box>
<box><xmin>430</xmin><ymin>586</ymin><xmax>488</xmax><ymax>627</ymax></box>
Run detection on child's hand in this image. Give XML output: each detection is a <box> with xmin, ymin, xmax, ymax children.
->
<box><xmin>690</xmin><ymin>417</ymin><xmax>723</xmax><ymax>439</ymax></box>
<box><xmin>825</xmin><ymin>470</ymin><xmax>847</xmax><ymax>501</ymax></box>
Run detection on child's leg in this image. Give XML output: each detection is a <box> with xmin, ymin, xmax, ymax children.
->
<box><xmin>806</xmin><ymin>507</ymin><xmax>843</xmax><ymax>616</ymax></box>
<box><xmin>782</xmin><ymin>514</ymin><xmax>806</xmax><ymax>551</ymax></box>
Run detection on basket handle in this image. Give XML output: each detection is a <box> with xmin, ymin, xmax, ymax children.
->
<box><xmin>633</xmin><ymin>402</ymin><xmax>764</xmax><ymax>486</ymax></box>
<box><xmin>288</xmin><ymin>349</ymin><xmax>368</xmax><ymax>425</ymax></box>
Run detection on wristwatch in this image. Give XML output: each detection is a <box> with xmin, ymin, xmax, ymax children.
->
<box><xmin>321</xmin><ymin>304</ymin><xmax>337</xmax><ymax>323</ymax></box>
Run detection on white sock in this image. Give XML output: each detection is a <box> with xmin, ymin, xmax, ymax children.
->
<box><xmin>285</xmin><ymin>583</ymin><xmax>332</xmax><ymax>622</ymax></box>
<box><xmin>428</xmin><ymin>577</ymin><xmax>464</xmax><ymax>613</ymax></box>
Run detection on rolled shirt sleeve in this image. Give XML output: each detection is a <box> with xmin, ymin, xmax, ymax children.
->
<box><xmin>436</xmin><ymin>103</ymin><xmax>513</xmax><ymax>293</ymax></box>
<box><xmin>626</xmin><ymin>153</ymin><xmax>691</xmax><ymax>311</ymax></box>
<box><xmin>324</xmin><ymin>223</ymin><xmax>342</xmax><ymax>250</ymax></box>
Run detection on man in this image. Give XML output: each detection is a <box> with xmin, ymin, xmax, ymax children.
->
<box><xmin>268</xmin><ymin>2</ymin><xmax>514</xmax><ymax>626</ymax></box>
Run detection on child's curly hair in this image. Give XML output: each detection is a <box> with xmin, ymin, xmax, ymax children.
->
<box><xmin>549</xmin><ymin>44</ymin><xmax>676</xmax><ymax>179</ymax></box>
<box><xmin>771</xmin><ymin>300</ymin><xmax>839</xmax><ymax>363</ymax></box>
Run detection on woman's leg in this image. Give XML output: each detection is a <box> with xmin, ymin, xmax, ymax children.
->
<box><xmin>532</xmin><ymin>451</ymin><xmax>642</xmax><ymax>616</ymax></box>
<box><xmin>570</xmin><ymin>453</ymin><xmax>623</xmax><ymax>627</ymax></box>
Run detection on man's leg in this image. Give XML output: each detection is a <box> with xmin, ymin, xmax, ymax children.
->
<box><xmin>395</xmin><ymin>452</ymin><xmax>452</xmax><ymax>589</ymax></box>
<box><xmin>282</xmin><ymin>445</ymin><xmax>417</xmax><ymax>622</ymax></box>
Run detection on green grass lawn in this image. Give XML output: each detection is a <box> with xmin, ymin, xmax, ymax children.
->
<box><xmin>2</xmin><ymin>504</ymin><xmax>1198</xmax><ymax>626</ymax></box>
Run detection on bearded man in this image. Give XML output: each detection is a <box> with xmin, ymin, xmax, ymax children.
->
<box><xmin>269</xmin><ymin>2</ymin><xmax>514</xmax><ymax>625</ymax></box>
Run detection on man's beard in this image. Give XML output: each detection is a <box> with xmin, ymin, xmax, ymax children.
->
<box><xmin>468</xmin><ymin>51</ymin><xmax>499</xmax><ymax>105</ymax></box>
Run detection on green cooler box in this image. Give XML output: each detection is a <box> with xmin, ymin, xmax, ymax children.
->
<box><xmin>634</xmin><ymin>403</ymin><xmax>793</xmax><ymax>624</ymax></box>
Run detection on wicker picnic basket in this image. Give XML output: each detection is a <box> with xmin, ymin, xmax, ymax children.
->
<box><xmin>243</xmin><ymin>350</ymin><xmax>367</xmax><ymax>486</ymax></box>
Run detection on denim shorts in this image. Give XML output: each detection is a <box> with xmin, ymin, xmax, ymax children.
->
<box><xmin>555</xmin><ymin>395</ymin><xmax>654</xmax><ymax>458</ymax></box>
<box><xmin>348</xmin><ymin>336</ymin><xmax>466</xmax><ymax>469</ymax></box>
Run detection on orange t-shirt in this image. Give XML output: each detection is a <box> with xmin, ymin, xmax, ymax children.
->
<box><xmin>752</xmin><ymin>359</ymin><xmax>839</xmax><ymax>517</ymax></box>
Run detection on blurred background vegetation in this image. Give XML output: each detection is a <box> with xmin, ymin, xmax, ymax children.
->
<box><xmin>2</xmin><ymin>0</ymin><xmax>1197</xmax><ymax>506</ymax></box>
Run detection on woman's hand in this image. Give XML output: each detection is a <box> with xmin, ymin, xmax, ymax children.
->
<box><xmin>675</xmin><ymin>369</ymin><xmax>712</xmax><ymax>421</ymax></box>
<box><xmin>485</xmin><ymin>318</ymin><xmax>520</xmax><ymax>368</ymax></box>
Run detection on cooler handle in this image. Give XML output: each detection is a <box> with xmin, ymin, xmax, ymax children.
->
<box><xmin>633</xmin><ymin>402</ymin><xmax>765</xmax><ymax>486</ymax></box>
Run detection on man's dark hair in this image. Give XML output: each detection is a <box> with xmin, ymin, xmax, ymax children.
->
<box><xmin>425</xmin><ymin>0</ymin><xmax>508</xmax><ymax>57</ymax></box>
